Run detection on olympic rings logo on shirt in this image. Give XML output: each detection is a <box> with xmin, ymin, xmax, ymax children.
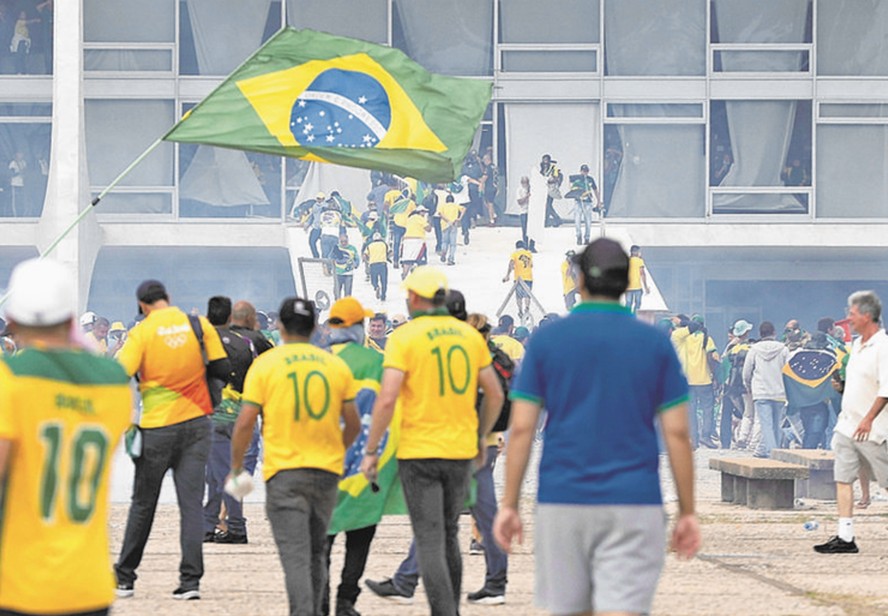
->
<box><xmin>164</xmin><ymin>334</ymin><xmax>189</xmax><ymax>349</ymax></box>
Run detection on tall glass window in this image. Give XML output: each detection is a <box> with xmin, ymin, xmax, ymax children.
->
<box><xmin>0</xmin><ymin>103</ymin><xmax>52</xmax><ymax>218</ymax></box>
<box><xmin>179</xmin><ymin>0</ymin><xmax>280</xmax><ymax>75</ymax></box>
<box><xmin>818</xmin><ymin>0</ymin><xmax>888</xmax><ymax>76</ymax></box>
<box><xmin>85</xmin><ymin>100</ymin><xmax>175</xmax><ymax>215</ymax></box>
<box><xmin>2</xmin><ymin>1</ymin><xmax>53</xmax><ymax>75</ymax></box>
<box><xmin>710</xmin><ymin>100</ymin><xmax>811</xmax><ymax>214</ymax></box>
<box><xmin>604</xmin><ymin>0</ymin><xmax>705</xmax><ymax>76</ymax></box>
<box><xmin>84</xmin><ymin>0</ymin><xmax>175</xmax><ymax>73</ymax></box>
<box><xmin>286</xmin><ymin>0</ymin><xmax>387</xmax><ymax>44</ymax></box>
<box><xmin>711</xmin><ymin>0</ymin><xmax>811</xmax><ymax>73</ymax></box>
<box><xmin>604</xmin><ymin>119</ymin><xmax>705</xmax><ymax>218</ymax></box>
<box><xmin>817</xmin><ymin>103</ymin><xmax>888</xmax><ymax>218</ymax></box>
<box><xmin>392</xmin><ymin>0</ymin><xmax>493</xmax><ymax>76</ymax></box>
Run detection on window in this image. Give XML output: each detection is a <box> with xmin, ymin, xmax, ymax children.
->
<box><xmin>286</xmin><ymin>0</ymin><xmax>388</xmax><ymax>44</ymax></box>
<box><xmin>0</xmin><ymin>104</ymin><xmax>52</xmax><ymax>218</ymax></box>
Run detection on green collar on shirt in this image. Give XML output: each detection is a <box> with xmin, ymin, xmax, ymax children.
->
<box><xmin>571</xmin><ymin>301</ymin><xmax>631</xmax><ymax>315</ymax></box>
<box><xmin>409</xmin><ymin>307</ymin><xmax>450</xmax><ymax>319</ymax></box>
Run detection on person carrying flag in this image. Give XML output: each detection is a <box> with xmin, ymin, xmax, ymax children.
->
<box><xmin>321</xmin><ymin>297</ymin><xmax>394</xmax><ymax>616</ymax></box>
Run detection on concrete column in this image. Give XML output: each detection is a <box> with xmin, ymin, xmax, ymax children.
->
<box><xmin>37</xmin><ymin>0</ymin><xmax>102</xmax><ymax>312</ymax></box>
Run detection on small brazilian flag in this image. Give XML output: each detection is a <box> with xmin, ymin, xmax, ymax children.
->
<box><xmin>164</xmin><ymin>28</ymin><xmax>492</xmax><ymax>183</ymax></box>
<box><xmin>783</xmin><ymin>348</ymin><xmax>839</xmax><ymax>413</ymax></box>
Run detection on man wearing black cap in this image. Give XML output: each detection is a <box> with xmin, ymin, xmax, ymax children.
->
<box><xmin>495</xmin><ymin>238</ymin><xmax>700</xmax><ymax>616</ymax></box>
<box><xmin>231</xmin><ymin>297</ymin><xmax>360</xmax><ymax>616</ymax></box>
<box><xmin>115</xmin><ymin>280</ymin><xmax>230</xmax><ymax>601</ymax></box>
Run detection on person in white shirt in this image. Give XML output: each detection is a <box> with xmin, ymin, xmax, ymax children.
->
<box><xmin>815</xmin><ymin>290</ymin><xmax>888</xmax><ymax>554</ymax></box>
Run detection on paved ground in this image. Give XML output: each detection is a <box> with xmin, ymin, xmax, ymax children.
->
<box><xmin>109</xmin><ymin>447</ymin><xmax>888</xmax><ymax>615</ymax></box>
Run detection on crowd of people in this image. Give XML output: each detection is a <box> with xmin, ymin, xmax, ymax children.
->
<box><xmin>0</xmin><ymin>239</ymin><xmax>702</xmax><ymax>616</ymax></box>
<box><xmin>5</xmin><ymin>232</ymin><xmax>887</xmax><ymax>616</ymax></box>
<box><xmin>662</xmin><ymin>312</ymin><xmax>850</xmax><ymax>457</ymax></box>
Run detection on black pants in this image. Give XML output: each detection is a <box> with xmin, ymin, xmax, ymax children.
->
<box><xmin>369</xmin><ymin>263</ymin><xmax>388</xmax><ymax>300</ymax></box>
<box><xmin>323</xmin><ymin>525</ymin><xmax>378</xmax><ymax>614</ymax></box>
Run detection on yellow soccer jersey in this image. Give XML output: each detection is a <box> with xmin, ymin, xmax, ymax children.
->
<box><xmin>404</xmin><ymin>213</ymin><xmax>429</xmax><ymax>239</ymax></box>
<box><xmin>510</xmin><ymin>249</ymin><xmax>533</xmax><ymax>282</ymax></box>
<box><xmin>365</xmin><ymin>239</ymin><xmax>388</xmax><ymax>264</ymax></box>
<box><xmin>117</xmin><ymin>307</ymin><xmax>226</xmax><ymax>428</ymax></box>
<box><xmin>242</xmin><ymin>343</ymin><xmax>358</xmax><ymax>480</ymax></box>
<box><xmin>437</xmin><ymin>202</ymin><xmax>464</xmax><ymax>230</ymax></box>
<box><xmin>383</xmin><ymin>314</ymin><xmax>491</xmax><ymax>460</ymax></box>
<box><xmin>0</xmin><ymin>348</ymin><xmax>131</xmax><ymax>614</ymax></box>
<box><xmin>561</xmin><ymin>259</ymin><xmax>577</xmax><ymax>295</ymax></box>
<box><xmin>392</xmin><ymin>199</ymin><xmax>416</xmax><ymax>229</ymax></box>
<box><xmin>628</xmin><ymin>256</ymin><xmax>645</xmax><ymax>291</ymax></box>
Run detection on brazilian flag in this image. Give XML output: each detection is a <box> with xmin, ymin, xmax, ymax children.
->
<box><xmin>164</xmin><ymin>28</ymin><xmax>492</xmax><ymax>183</ymax></box>
<box><xmin>783</xmin><ymin>348</ymin><xmax>839</xmax><ymax>413</ymax></box>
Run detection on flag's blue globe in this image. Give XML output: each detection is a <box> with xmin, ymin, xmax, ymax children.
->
<box><xmin>788</xmin><ymin>350</ymin><xmax>835</xmax><ymax>381</ymax></box>
<box><xmin>291</xmin><ymin>69</ymin><xmax>392</xmax><ymax>148</ymax></box>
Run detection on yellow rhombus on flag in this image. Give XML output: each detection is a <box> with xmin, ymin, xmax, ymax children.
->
<box><xmin>164</xmin><ymin>28</ymin><xmax>492</xmax><ymax>184</ymax></box>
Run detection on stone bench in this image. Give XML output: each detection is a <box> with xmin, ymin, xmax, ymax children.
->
<box><xmin>770</xmin><ymin>449</ymin><xmax>836</xmax><ymax>500</ymax></box>
<box><xmin>709</xmin><ymin>457</ymin><xmax>809</xmax><ymax>510</ymax></box>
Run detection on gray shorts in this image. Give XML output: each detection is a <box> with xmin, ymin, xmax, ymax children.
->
<box><xmin>833</xmin><ymin>432</ymin><xmax>888</xmax><ymax>487</ymax></box>
<box><xmin>535</xmin><ymin>504</ymin><xmax>666</xmax><ymax>614</ymax></box>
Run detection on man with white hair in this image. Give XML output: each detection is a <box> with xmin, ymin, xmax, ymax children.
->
<box><xmin>0</xmin><ymin>258</ymin><xmax>131</xmax><ymax>616</ymax></box>
<box><xmin>815</xmin><ymin>290</ymin><xmax>888</xmax><ymax>554</ymax></box>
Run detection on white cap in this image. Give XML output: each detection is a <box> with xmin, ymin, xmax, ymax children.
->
<box><xmin>5</xmin><ymin>258</ymin><xmax>76</xmax><ymax>327</ymax></box>
<box><xmin>79</xmin><ymin>311</ymin><xmax>97</xmax><ymax>327</ymax></box>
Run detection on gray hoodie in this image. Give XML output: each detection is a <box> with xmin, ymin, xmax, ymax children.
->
<box><xmin>742</xmin><ymin>337</ymin><xmax>789</xmax><ymax>401</ymax></box>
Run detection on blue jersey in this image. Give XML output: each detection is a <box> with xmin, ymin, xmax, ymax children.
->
<box><xmin>511</xmin><ymin>302</ymin><xmax>688</xmax><ymax>505</ymax></box>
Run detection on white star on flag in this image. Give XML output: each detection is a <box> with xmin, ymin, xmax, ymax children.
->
<box><xmin>358</xmin><ymin>96</ymin><xmax>367</xmax><ymax>104</ymax></box>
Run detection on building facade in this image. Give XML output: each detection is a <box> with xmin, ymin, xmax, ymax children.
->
<box><xmin>2</xmin><ymin>0</ymin><xmax>888</xmax><ymax>335</ymax></box>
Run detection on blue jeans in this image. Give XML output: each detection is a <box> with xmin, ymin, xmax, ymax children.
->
<box><xmin>308</xmin><ymin>228</ymin><xmax>321</xmax><ymax>258</ymax></box>
<box><xmin>391</xmin><ymin>225</ymin><xmax>405</xmax><ymax>266</ymax></box>
<box><xmin>266</xmin><ymin>468</ymin><xmax>339</xmax><ymax>616</ymax></box>
<box><xmin>442</xmin><ymin>225</ymin><xmax>458</xmax><ymax>264</ymax></box>
<box><xmin>369</xmin><ymin>263</ymin><xmax>388</xmax><ymax>300</ymax></box>
<box><xmin>753</xmin><ymin>399</ymin><xmax>786</xmax><ymax>458</ymax></box>
<box><xmin>470</xmin><ymin>446</ymin><xmax>507</xmax><ymax>592</ymax></box>
<box><xmin>689</xmin><ymin>385</ymin><xmax>714</xmax><ymax>448</ymax></box>
<box><xmin>116</xmin><ymin>416</ymin><xmax>211</xmax><ymax>589</ymax></box>
<box><xmin>574</xmin><ymin>199</ymin><xmax>593</xmax><ymax>241</ymax></box>
<box><xmin>399</xmin><ymin>458</ymin><xmax>472</xmax><ymax>616</ymax></box>
<box><xmin>800</xmin><ymin>403</ymin><xmax>829</xmax><ymax>449</ymax></box>
<box><xmin>625</xmin><ymin>289</ymin><xmax>642</xmax><ymax>314</ymax></box>
<box><xmin>203</xmin><ymin>422</ymin><xmax>260</xmax><ymax>535</ymax></box>
<box><xmin>320</xmin><ymin>234</ymin><xmax>339</xmax><ymax>260</ymax></box>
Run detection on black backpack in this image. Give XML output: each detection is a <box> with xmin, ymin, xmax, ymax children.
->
<box><xmin>479</xmin><ymin>342</ymin><xmax>514</xmax><ymax>432</ymax></box>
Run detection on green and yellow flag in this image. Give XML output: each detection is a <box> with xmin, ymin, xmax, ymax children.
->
<box><xmin>164</xmin><ymin>28</ymin><xmax>492</xmax><ymax>183</ymax></box>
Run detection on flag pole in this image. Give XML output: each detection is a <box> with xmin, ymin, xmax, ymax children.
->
<box><xmin>39</xmin><ymin>136</ymin><xmax>164</xmax><ymax>259</ymax></box>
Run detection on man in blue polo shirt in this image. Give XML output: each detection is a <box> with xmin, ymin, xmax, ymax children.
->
<box><xmin>493</xmin><ymin>238</ymin><xmax>700</xmax><ymax>616</ymax></box>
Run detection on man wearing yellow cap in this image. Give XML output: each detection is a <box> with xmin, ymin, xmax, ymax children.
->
<box><xmin>323</xmin><ymin>297</ymin><xmax>389</xmax><ymax>616</ymax></box>
<box><xmin>361</xmin><ymin>267</ymin><xmax>504</xmax><ymax>616</ymax></box>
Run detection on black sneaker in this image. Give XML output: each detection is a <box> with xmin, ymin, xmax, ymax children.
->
<box><xmin>364</xmin><ymin>578</ymin><xmax>414</xmax><ymax>604</ymax></box>
<box><xmin>814</xmin><ymin>536</ymin><xmax>859</xmax><ymax>554</ymax></box>
<box><xmin>214</xmin><ymin>530</ymin><xmax>248</xmax><ymax>544</ymax></box>
<box><xmin>203</xmin><ymin>531</ymin><xmax>215</xmax><ymax>543</ymax></box>
<box><xmin>469</xmin><ymin>538</ymin><xmax>485</xmax><ymax>555</ymax></box>
<box><xmin>172</xmin><ymin>586</ymin><xmax>201</xmax><ymax>600</ymax></box>
<box><xmin>467</xmin><ymin>587</ymin><xmax>505</xmax><ymax>605</ymax></box>
<box><xmin>115</xmin><ymin>583</ymin><xmax>134</xmax><ymax>599</ymax></box>
<box><xmin>335</xmin><ymin>599</ymin><xmax>362</xmax><ymax>616</ymax></box>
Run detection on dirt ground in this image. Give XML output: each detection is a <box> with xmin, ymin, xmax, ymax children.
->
<box><xmin>108</xmin><ymin>448</ymin><xmax>888</xmax><ymax>616</ymax></box>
